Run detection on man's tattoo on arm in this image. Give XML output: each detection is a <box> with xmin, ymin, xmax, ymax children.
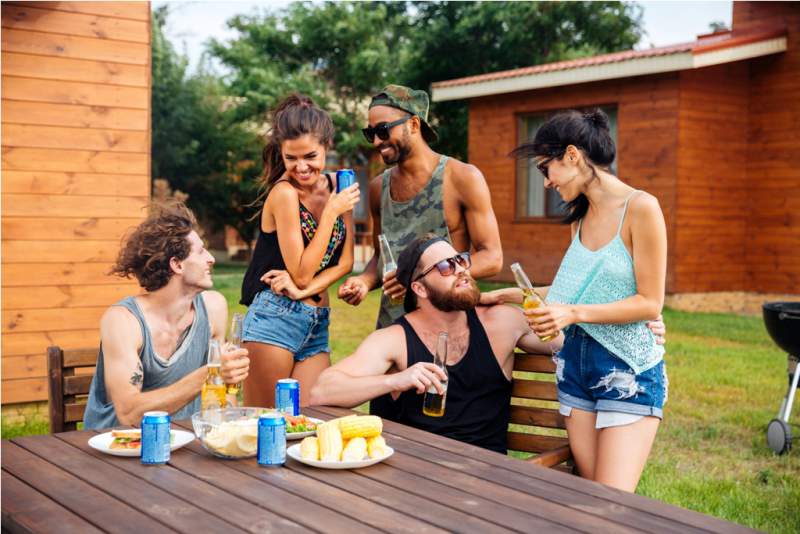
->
<box><xmin>130</xmin><ymin>361</ymin><xmax>143</xmax><ymax>388</ymax></box>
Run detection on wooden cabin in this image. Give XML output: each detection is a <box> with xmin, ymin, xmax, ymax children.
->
<box><xmin>2</xmin><ymin>1</ymin><xmax>151</xmax><ymax>412</ymax></box>
<box><xmin>432</xmin><ymin>2</ymin><xmax>799</xmax><ymax>306</ymax></box>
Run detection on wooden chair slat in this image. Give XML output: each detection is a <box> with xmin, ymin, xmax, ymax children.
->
<box><xmin>510</xmin><ymin>352</ymin><xmax>573</xmax><ymax>470</ymax></box>
<box><xmin>507</xmin><ymin>432</ymin><xmax>569</xmax><ymax>454</ymax></box>
<box><xmin>509</xmin><ymin>405</ymin><xmax>565</xmax><ymax>429</ymax></box>
<box><xmin>63</xmin><ymin>375</ymin><xmax>93</xmax><ymax>396</ymax></box>
<box><xmin>514</xmin><ymin>353</ymin><xmax>556</xmax><ymax>373</ymax></box>
<box><xmin>65</xmin><ymin>403</ymin><xmax>87</xmax><ymax>423</ymax></box>
<box><xmin>511</xmin><ymin>379</ymin><xmax>558</xmax><ymax>401</ymax></box>
<box><xmin>63</xmin><ymin>349</ymin><xmax>98</xmax><ymax>368</ymax></box>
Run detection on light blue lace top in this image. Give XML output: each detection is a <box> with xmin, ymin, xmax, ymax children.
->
<box><xmin>547</xmin><ymin>191</ymin><xmax>664</xmax><ymax>374</ymax></box>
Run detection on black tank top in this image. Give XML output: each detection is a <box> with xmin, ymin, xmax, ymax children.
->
<box><xmin>390</xmin><ymin>309</ymin><xmax>512</xmax><ymax>454</ymax></box>
<box><xmin>241</xmin><ymin>174</ymin><xmax>346</xmax><ymax>306</ymax></box>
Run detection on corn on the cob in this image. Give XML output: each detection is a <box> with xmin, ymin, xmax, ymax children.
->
<box><xmin>366</xmin><ymin>435</ymin><xmax>387</xmax><ymax>459</ymax></box>
<box><xmin>341</xmin><ymin>437</ymin><xmax>367</xmax><ymax>461</ymax></box>
<box><xmin>317</xmin><ymin>421</ymin><xmax>343</xmax><ymax>462</ymax></box>
<box><xmin>339</xmin><ymin>415</ymin><xmax>383</xmax><ymax>440</ymax></box>
<box><xmin>329</xmin><ymin>414</ymin><xmax>359</xmax><ymax>429</ymax></box>
<box><xmin>299</xmin><ymin>436</ymin><xmax>319</xmax><ymax>461</ymax></box>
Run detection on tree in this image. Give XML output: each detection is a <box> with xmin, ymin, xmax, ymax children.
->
<box><xmin>151</xmin><ymin>6</ymin><xmax>262</xmax><ymax>249</ymax></box>
<box><xmin>208</xmin><ymin>2</ymin><xmax>412</xmax><ymax>165</ymax></box>
<box><xmin>401</xmin><ymin>1</ymin><xmax>645</xmax><ymax>159</ymax></box>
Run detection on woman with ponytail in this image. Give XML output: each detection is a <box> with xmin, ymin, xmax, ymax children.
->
<box><xmin>487</xmin><ymin>109</ymin><xmax>668</xmax><ymax>491</ymax></box>
<box><xmin>240</xmin><ymin>94</ymin><xmax>359</xmax><ymax>408</ymax></box>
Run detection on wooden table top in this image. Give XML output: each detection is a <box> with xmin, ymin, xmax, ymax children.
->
<box><xmin>2</xmin><ymin>405</ymin><xmax>754</xmax><ymax>533</ymax></box>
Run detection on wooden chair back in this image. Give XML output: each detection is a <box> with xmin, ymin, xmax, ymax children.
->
<box><xmin>47</xmin><ymin>346</ymin><xmax>97</xmax><ymax>433</ymax></box>
<box><xmin>509</xmin><ymin>352</ymin><xmax>573</xmax><ymax>469</ymax></box>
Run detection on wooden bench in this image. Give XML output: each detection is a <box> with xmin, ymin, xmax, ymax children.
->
<box><xmin>46</xmin><ymin>346</ymin><xmax>97</xmax><ymax>433</ymax></box>
<box><xmin>510</xmin><ymin>351</ymin><xmax>573</xmax><ymax>470</ymax></box>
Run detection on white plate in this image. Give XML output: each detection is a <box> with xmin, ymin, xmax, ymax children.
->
<box><xmin>286</xmin><ymin>443</ymin><xmax>394</xmax><ymax>469</ymax></box>
<box><xmin>88</xmin><ymin>429</ymin><xmax>195</xmax><ymax>457</ymax></box>
<box><xmin>286</xmin><ymin>417</ymin><xmax>323</xmax><ymax>440</ymax></box>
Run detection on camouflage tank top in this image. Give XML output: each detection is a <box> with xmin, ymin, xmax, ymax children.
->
<box><xmin>377</xmin><ymin>155</ymin><xmax>451</xmax><ymax>328</ymax></box>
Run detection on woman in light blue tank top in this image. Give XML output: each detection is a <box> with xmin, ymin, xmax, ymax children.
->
<box><xmin>513</xmin><ymin>109</ymin><xmax>668</xmax><ymax>493</ymax></box>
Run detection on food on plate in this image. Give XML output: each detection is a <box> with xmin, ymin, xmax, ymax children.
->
<box><xmin>339</xmin><ymin>415</ymin><xmax>382</xmax><ymax>440</ymax></box>
<box><xmin>317</xmin><ymin>421</ymin><xmax>344</xmax><ymax>462</ymax></box>
<box><xmin>366</xmin><ymin>435</ymin><xmax>387</xmax><ymax>459</ymax></box>
<box><xmin>110</xmin><ymin>429</ymin><xmax>142</xmax><ymax>450</ymax></box>
<box><xmin>300</xmin><ymin>436</ymin><xmax>319</xmax><ymax>460</ymax></box>
<box><xmin>342</xmin><ymin>437</ymin><xmax>367</xmax><ymax>462</ymax></box>
<box><xmin>285</xmin><ymin>414</ymin><xmax>318</xmax><ymax>434</ymax></box>
<box><xmin>299</xmin><ymin>416</ymin><xmax>388</xmax><ymax>462</ymax></box>
<box><xmin>202</xmin><ymin>419</ymin><xmax>258</xmax><ymax>457</ymax></box>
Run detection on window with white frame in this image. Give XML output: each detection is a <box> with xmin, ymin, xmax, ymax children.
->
<box><xmin>516</xmin><ymin>106</ymin><xmax>618</xmax><ymax>218</ymax></box>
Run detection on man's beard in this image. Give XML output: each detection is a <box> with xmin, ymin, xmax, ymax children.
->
<box><xmin>379</xmin><ymin>131</ymin><xmax>412</xmax><ymax>165</ymax></box>
<box><xmin>424</xmin><ymin>275</ymin><xmax>480</xmax><ymax>312</ymax></box>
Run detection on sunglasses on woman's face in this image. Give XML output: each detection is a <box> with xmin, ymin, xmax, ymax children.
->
<box><xmin>536</xmin><ymin>156</ymin><xmax>556</xmax><ymax>179</ymax></box>
<box><xmin>414</xmin><ymin>252</ymin><xmax>472</xmax><ymax>282</ymax></box>
<box><xmin>362</xmin><ymin>115</ymin><xmax>412</xmax><ymax>143</ymax></box>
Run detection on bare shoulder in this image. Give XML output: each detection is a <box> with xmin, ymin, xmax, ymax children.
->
<box><xmin>478</xmin><ymin>303</ymin><xmax>523</xmax><ymax>324</ymax></box>
<box><xmin>100</xmin><ymin>304</ymin><xmax>142</xmax><ymax>352</ymax></box>
<box><xmin>268</xmin><ymin>181</ymin><xmax>300</xmax><ymax>204</ymax></box>
<box><xmin>447</xmin><ymin>157</ymin><xmax>485</xmax><ymax>187</ymax></box>
<box><xmin>101</xmin><ymin>304</ymin><xmax>139</xmax><ymax>331</ymax></box>
<box><xmin>629</xmin><ymin>190</ymin><xmax>662</xmax><ymax>216</ymax></box>
<box><xmin>201</xmin><ymin>290</ymin><xmax>227</xmax><ymax>314</ymax></box>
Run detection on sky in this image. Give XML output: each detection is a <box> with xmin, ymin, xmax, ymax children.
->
<box><xmin>153</xmin><ymin>0</ymin><xmax>734</xmax><ymax>72</ymax></box>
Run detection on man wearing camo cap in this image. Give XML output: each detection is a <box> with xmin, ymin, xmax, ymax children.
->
<box><xmin>338</xmin><ymin>84</ymin><xmax>503</xmax><ymax>328</ymax></box>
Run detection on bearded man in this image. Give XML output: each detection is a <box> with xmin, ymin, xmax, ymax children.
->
<box><xmin>311</xmin><ymin>235</ymin><xmax>550</xmax><ymax>453</ymax></box>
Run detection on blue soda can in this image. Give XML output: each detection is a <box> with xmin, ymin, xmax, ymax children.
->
<box><xmin>275</xmin><ymin>378</ymin><xmax>300</xmax><ymax>416</ymax></box>
<box><xmin>141</xmin><ymin>411</ymin><xmax>170</xmax><ymax>465</ymax></box>
<box><xmin>336</xmin><ymin>169</ymin><xmax>356</xmax><ymax>193</ymax></box>
<box><xmin>257</xmin><ymin>413</ymin><xmax>286</xmax><ymax>467</ymax></box>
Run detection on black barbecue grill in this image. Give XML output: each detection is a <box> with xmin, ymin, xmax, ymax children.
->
<box><xmin>763</xmin><ymin>301</ymin><xmax>800</xmax><ymax>455</ymax></box>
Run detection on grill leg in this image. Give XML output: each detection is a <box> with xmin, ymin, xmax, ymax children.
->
<box><xmin>781</xmin><ymin>355</ymin><xmax>800</xmax><ymax>422</ymax></box>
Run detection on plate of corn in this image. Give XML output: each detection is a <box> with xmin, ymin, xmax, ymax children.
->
<box><xmin>287</xmin><ymin>415</ymin><xmax>393</xmax><ymax>469</ymax></box>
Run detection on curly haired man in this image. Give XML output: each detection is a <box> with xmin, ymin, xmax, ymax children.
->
<box><xmin>83</xmin><ymin>202</ymin><xmax>249</xmax><ymax>429</ymax></box>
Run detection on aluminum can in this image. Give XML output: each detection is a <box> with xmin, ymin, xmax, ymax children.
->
<box><xmin>141</xmin><ymin>411</ymin><xmax>170</xmax><ymax>465</ymax></box>
<box><xmin>336</xmin><ymin>169</ymin><xmax>356</xmax><ymax>193</ymax></box>
<box><xmin>257</xmin><ymin>413</ymin><xmax>286</xmax><ymax>466</ymax></box>
<box><xmin>275</xmin><ymin>378</ymin><xmax>300</xmax><ymax>416</ymax></box>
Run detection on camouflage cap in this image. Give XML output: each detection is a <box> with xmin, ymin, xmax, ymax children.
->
<box><xmin>369</xmin><ymin>84</ymin><xmax>438</xmax><ymax>144</ymax></box>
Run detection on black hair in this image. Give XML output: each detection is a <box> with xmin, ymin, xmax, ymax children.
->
<box><xmin>512</xmin><ymin>108</ymin><xmax>616</xmax><ymax>224</ymax></box>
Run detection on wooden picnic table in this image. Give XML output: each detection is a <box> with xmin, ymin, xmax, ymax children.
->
<box><xmin>2</xmin><ymin>405</ymin><xmax>754</xmax><ymax>534</ymax></box>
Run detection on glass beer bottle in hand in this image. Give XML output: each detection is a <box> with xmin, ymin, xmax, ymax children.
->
<box><xmin>423</xmin><ymin>332</ymin><xmax>448</xmax><ymax>417</ymax></box>
<box><xmin>202</xmin><ymin>340</ymin><xmax>227</xmax><ymax>410</ymax></box>
<box><xmin>225</xmin><ymin>312</ymin><xmax>244</xmax><ymax>398</ymax></box>
<box><xmin>510</xmin><ymin>262</ymin><xmax>556</xmax><ymax>342</ymax></box>
<box><xmin>379</xmin><ymin>234</ymin><xmax>403</xmax><ymax>306</ymax></box>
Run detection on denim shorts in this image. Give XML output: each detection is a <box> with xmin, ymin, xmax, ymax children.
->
<box><xmin>243</xmin><ymin>289</ymin><xmax>330</xmax><ymax>362</ymax></box>
<box><xmin>555</xmin><ymin>326</ymin><xmax>667</xmax><ymax>420</ymax></box>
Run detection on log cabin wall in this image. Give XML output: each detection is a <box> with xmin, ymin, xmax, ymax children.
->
<box><xmin>467</xmin><ymin>75</ymin><xmax>680</xmax><ymax>290</ymax></box>
<box><xmin>734</xmin><ymin>2</ymin><xmax>800</xmax><ymax>293</ymax></box>
<box><xmin>2</xmin><ymin>1</ymin><xmax>151</xmax><ymax>405</ymax></box>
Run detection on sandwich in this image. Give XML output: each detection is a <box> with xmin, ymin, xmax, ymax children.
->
<box><xmin>109</xmin><ymin>429</ymin><xmax>141</xmax><ymax>450</ymax></box>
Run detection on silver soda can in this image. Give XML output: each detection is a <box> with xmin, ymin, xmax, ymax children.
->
<box><xmin>336</xmin><ymin>169</ymin><xmax>356</xmax><ymax>193</ymax></box>
<box><xmin>275</xmin><ymin>378</ymin><xmax>300</xmax><ymax>416</ymax></box>
<box><xmin>257</xmin><ymin>413</ymin><xmax>286</xmax><ymax>467</ymax></box>
<box><xmin>141</xmin><ymin>411</ymin><xmax>170</xmax><ymax>465</ymax></box>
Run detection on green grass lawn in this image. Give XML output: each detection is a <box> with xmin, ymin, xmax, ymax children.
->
<box><xmin>5</xmin><ymin>265</ymin><xmax>798</xmax><ymax>532</ymax></box>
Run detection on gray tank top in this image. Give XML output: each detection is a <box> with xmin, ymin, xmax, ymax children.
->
<box><xmin>83</xmin><ymin>294</ymin><xmax>211</xmax><ymax>429</ymax></box>
<box><xmin>377</xmin><ymin>155</ymin><xmax>452</xmax><ymax>328</ymax></box>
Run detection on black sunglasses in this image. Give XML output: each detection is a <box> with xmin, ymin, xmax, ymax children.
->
<box><xmin>536</xmin><ymin>148</ymin><xmax>567</xmax><ymax>179</ymax></box>
<box><xmin>362</xmin><ymin>115</ymin><xmax>412</xmax><ymax>143</ymax></box>
<box><xmin>414</xmin><ymin>252</ymin><xmax>471</xmax><ymax>282</ymax></box>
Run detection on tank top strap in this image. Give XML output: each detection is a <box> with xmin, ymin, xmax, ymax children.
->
<box><xmin>430</xmin><ymin>155</ymin><xmax>449</xmax><ymax>184</ymax></box>
<box><xmin>616</xmin><ymin>190</ymin><xmax>640</xmax><ymax>236</ymax></box>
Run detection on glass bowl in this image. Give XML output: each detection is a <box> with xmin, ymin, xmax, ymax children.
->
<box><xmin>191</xmin><ymin>407</ymin><xmax>275</xmax><ymax>459</ymax></box>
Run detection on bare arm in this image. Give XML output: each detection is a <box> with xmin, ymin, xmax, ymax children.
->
<box><xmin>571</xmin><ymin>193</ymin><xmax>666</xmax><ymax>323</ymax></box>
<box><xmin>457</xmin><ymin>164</ymin><xmax>503</xmax><ymax>278</ymax></box>
<box><xmin>296</xmin><ymin>211</ymin><xmax>356</xmax><ymax>297</ymax></box>
<box><xmin>101</xmin><ymin>307</ymin><xmax>206</xmax><ymax>426</ymax></box>
<box><xmin>270</xmin><ymin>180</ymin><xmax>358</xmax><ymax>289</ymax></box>
<box><xmin>309</xmin><ymin>325</ymin><xmax>446</xmax><ymax>407</ymax></box>
<box><xmin>338</xmin><ymin>175</ymin><xmax>383</xmax><ymax>305</ymax></box>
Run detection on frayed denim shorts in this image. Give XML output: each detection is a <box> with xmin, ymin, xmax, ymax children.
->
<box><xmin>243</xmin><ymin>289</ymin><xmax>330</xmax><ymax>362</ymax></box>
<box><xmin>555</xmin><ymin>326</ymin><xmax>667</xmax><ymax>427</ymax></box>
